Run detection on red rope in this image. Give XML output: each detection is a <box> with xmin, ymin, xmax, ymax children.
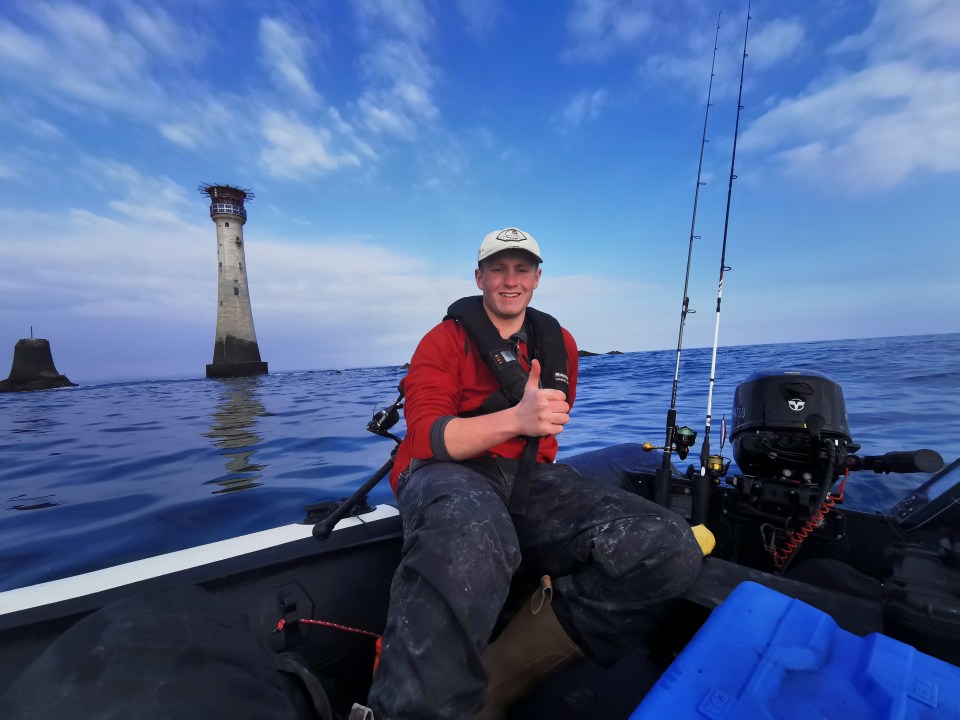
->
<box><xmin>274</xmin><ymin>617</ymin><xmax>380</xmax><ymax>639</ymax></box>
<box><xmin>274</xmin><ymin>616</ymin><xmax>383</xmax><ymax>674</ymax></box>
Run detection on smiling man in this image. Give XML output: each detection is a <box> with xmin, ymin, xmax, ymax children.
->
<box><xmin>363</xmin><ymin>228</ymin><xmax>702</xmax><ymax>720</ymax></box>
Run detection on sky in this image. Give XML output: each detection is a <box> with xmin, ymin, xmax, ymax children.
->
<box><xmin>1</xmin><ymin>0</ymin><xmax>958</xmax><ymax>383</ymax></box>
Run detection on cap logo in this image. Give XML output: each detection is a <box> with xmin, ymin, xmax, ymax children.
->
<box><xmin>496</xmin><ymin>228</ymin><xmax>527</xmax><ymax>243</ymax></box>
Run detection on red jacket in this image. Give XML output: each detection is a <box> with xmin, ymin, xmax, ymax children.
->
<box><xmin>390</xmin><ymin>318</ymin><xmax>579</xmax><ymax>492</ymax></box>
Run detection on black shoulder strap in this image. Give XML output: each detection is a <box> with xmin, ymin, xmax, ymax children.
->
<box><xmin>445</xmin><ymin>296</ymin><xmax>529</xmax><ymax>406</ymax></box>
<box><xmin>523</xmin><ymin>305</ymin><xmax>569</xmax><ymax>398</ymax></box>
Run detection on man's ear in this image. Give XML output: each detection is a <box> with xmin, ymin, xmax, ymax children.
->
<box><xmin>475</xmin><ymin>267</ymin><xmax>483</xmax><ymax>289</ymax></box>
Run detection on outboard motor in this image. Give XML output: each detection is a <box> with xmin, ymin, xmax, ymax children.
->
<box><xmin>730</xmin><ymin>370</ymin><xmax>860</xmax><ymax>479</ymax></box>
<box><xmin>716</xmin><ymin>371</ymin><xmax>955</xmax><ymax>656</ymax></box>
<box><xmin>727</xmin><ymin>370</ymin><xmax>860</xmax><ymax>520</ymax></box>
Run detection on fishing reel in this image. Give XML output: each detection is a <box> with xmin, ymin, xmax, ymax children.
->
<box><xmin>311</xmin><ymin>392</ymin><xmax>405</xmax><ymax>541</ymax></box>
<box><xmin>367</xmin><ymin>392</ymin><xmax>404</xmax><ymax>445</ymax></box>
<box><xmin>642</xmin><ymin>425</ymin><xmax>698</xmax><ymax>460</ymax></box>
<box><xmin>699</xmin><ymin>454</ymin><xmax>730</xmax><ymax>480</ymax></box>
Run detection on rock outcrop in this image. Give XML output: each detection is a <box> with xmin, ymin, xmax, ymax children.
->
<box><xmin>0</xmin><ymin>339</ymin><xmax>77</xmax><ymax>392</ymax></box>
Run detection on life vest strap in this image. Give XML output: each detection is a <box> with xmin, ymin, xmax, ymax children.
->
<box><xmin>508</xmin><ymin>436</ymin><xmax>539</xmax><ymax>516</ymax></box>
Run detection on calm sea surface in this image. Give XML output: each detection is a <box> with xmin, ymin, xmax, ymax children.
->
<box><xmin>2</xmin><ymin>333</ymin><xmax>958</xmax><ymax>592</ymax></box>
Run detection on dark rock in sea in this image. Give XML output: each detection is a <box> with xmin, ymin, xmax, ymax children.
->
<box><xmin>401</xmin><ymin>362</ymin><xmax>411</xmax><ymax>370</ymax></box>
<box><xmin>578</xmin><ymin>350</ymin><xmax>623</xmax><ymax>357</ymax></box>
<box><xmin>0</xmin><ymin>338</ymin><xmax>77</xmax><ymax>393</ymax></box>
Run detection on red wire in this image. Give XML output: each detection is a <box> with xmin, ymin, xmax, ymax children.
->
<box><xmin>772</xmin><ymin>468</ymin><xmax>848</xmax><ymax>569</ymax></box>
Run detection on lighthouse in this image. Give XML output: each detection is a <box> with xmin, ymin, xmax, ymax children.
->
<box><xmin>199</xmin><ymin>183</ymin><xmax>268</xmax><ymax>378</ymax></box>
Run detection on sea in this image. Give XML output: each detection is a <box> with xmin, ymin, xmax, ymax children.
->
<box><xmin>2</xmin><ymin>333</ymin><xmax>958</xmax><ymax>593</ymax></box>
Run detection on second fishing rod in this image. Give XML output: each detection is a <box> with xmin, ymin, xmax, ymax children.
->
<box><xmin>651</xmin><ymin>2</ymin><xmax>753</xmax><ymax>525</ymax></box>
<box><xmin>694</xmin><ymin>0</ymin><xmax>754</xmax><ymax>522</ymax></box>
<box><xmin>651</xmin><ymin>12</ymin><xmax>722</xmax><ymax>512</ymax></box>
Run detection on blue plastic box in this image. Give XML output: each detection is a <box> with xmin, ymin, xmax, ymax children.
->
<box><xmin>631</xmin><ymin>581</ymin><xmax>960</xmax><ymax>719</ymax></box>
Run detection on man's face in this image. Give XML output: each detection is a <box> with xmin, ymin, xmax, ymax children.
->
<box><xmin>475</xmin><ymin>251</ymin><xmax>541</xmax><ymax>324</ymax></box>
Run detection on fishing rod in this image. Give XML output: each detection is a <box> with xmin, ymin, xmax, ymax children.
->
<box><xmin>697</xmin><ymin>0</ymin><xmax>753</xmax><ymax>511</ymax></box>
<box><xmin>313</xmin><ymin>391</ymin><xmax>404</xmax><ymax>540</ymax></box>
<box><xmin>652</xmin><ymin>12</ymin><xmax>723</xmax><ymax>509</ymax></box>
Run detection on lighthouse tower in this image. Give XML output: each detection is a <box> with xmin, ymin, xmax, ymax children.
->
<box><xmin>199</xmin><ymin>183</ymin><xmax>268</xmax><ymax>378</ymax></box>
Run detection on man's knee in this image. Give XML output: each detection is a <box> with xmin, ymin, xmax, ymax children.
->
<box><xmin>653</xmin><ymin>514</ymin><xmax>703</xmax><ymax>591</ymax></box>
<box><xmin>591</xmin><ymin>508</ymin><xmax>702</xmax><ymax>599</ymax></box>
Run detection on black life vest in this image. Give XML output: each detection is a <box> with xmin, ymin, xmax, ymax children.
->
<box><xmin>443</xmin><ymin>296</ymin><xmax>570</xmax><ymax>516</ymax></box>
<box><xmin>444</xmin><ymin>296</ymin><xmax>569</xmax><ymax>416</ymax></box>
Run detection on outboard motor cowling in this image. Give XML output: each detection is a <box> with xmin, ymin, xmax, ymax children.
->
<box><xmin>730</xmin><ymin>370</ymin><xmax>859</xmax><ymax>478</ymax></box>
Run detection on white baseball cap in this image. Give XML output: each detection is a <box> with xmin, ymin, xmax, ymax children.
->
<box><xmin>477</xmin><ymin>227</ymin><xmax>543</xmax><ymax>265</ymax></box>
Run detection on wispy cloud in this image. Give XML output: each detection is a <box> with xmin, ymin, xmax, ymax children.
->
<box><xmin>742</xmin><ymin>0</ymin><xmax>960</xmax><ymax>191</ymax></box>
<box><xmin>742</xmin><ymin>62</ymin><xmax>960</xmax><ymax>191</ymax></box>
<box><xmin>414</xmin><ymin>133</ymin><xmax>470</xmax><ymax>190</ymax></box>
<box><xmin>457</xmin><ymin>0</ymin><xmax>501</xmax><ymax>37</ymax></box>
<box><xmin>0</xmin><ymin>1</ymin><xmax>453</xmax><ymax>189</ymax></box>
<box><xmin>0</xmin><ymin>3</ymin><xmax>186</xmax><ymax>116</ymax></box>
<box><xmin>353</xmin><ymin>0</ymin><xmax>432</xmax><ymax>44</ymax></box>
<box><xmin>564</xmin><ymin>0</ymin><xmax>655</xmax><ymax>62</ymax></box>
<box><xmin>833</xmin><ymin>0</ymin><xmax>960</xmax><ymax>62</ymax></box>
<box><xmin>0</xmin><ymin>0</ymin><xmax>223</xmax><ymax>158</ymax></box>
<box><xmin>0</xmin><ymin>19</ymin><xmax>46</xmax><ymax>67</ymax></box>
<box><xmin>352</xmin><ymin>0</ymin><xmax>438</xmax><ymax>145</ymax></box>
<box><xmin>640</xmin><ymin>10</ymin><xmax>802</xmax><ymax>98</ymax></box>
<box><xmin>749</xmin><ymin>17</ymin><xmax>804</xmax><ymax>70</ymax></box>
<box><xmin>259</xmin><ymin>110</ymin><xmax>362</xmax><ymax>179</ymax></box>
<box><xmin>0</xmin><ymin>163</ymin><xmax>208</xmax><ymax>324</ymax></box>
<box><xmin>90</xmin><ymin>159</ymin><xmax>193</xmax><ymax>225</ymax></box>
<box><xmin>555</xmin><ymin>89</ymin><xmax>608</xmax><ymax>135</ymax></box>
<box><xmin>0</xmin><ymin>98</ymin><xmax>63</xmax><ymax>140</ymax></box>
<box><xmin>259</xmin><ymin>16</ymin><xmax>322</xmax><ymax>104</ymax></box>
<box><xmin>120</xmin><ymin>3</ymin><xmax>207</xmax><ymax>62</ymax></box>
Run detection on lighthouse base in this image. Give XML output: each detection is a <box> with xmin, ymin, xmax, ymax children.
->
<box><xmin>206</xmin><ymin>361</ymin><xmax>268</xmax><ymax>379</ymax></box>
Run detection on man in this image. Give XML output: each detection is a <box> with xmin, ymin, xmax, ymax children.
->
<box><xmin>364</xmin><ymin>228</ymin><xmax>702</xmax><ymax>719</ymax></box>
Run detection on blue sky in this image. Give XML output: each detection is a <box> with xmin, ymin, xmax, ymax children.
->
<box><xmin>1</xmin><ymin>0</ymin><xmax>958</xmax><ymax>382</ymax></box>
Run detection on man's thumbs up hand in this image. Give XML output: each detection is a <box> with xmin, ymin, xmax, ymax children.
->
<box><xmin>515</xmin><ymin>359</ymin><xmax>569</xmax><ymax>437</ymax></box>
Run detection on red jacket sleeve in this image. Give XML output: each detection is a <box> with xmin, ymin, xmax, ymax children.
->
<box><xmin>399</xmin><ymin>321</ymin><xmax>465</xmax><ymax>464</ymax></box>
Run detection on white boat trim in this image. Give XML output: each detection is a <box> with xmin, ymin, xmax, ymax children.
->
<box><xmin>0</xmin><ymin>504</ymin><xmax>400</xmax><ymax>617</ymax></box>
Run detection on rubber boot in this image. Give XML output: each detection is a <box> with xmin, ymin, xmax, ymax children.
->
<box><xmin>475</xmin><ymin>576</ymin><xmax>583</xmax><ymax>720</ymax></box>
